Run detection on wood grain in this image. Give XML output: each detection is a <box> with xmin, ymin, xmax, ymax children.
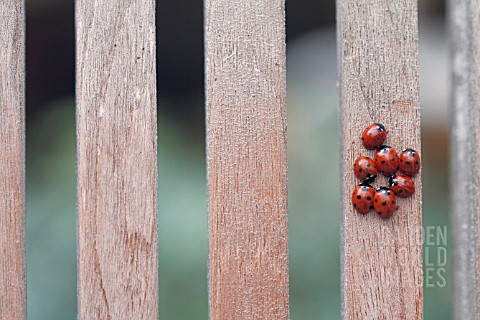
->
<box><xmin>449</xmin><ymin>1</ymin><xmax>480</xmax><ymax>319</ymax></box>
<box><xmin>337</xmin><ymin>1</ymin><xmax>423</xmax><ymax>319</ymax></box>
<box><xmin>76</xmin><ymin>1</ymin><xmax>158</xmax><ymax>318</ymax></box>
<box><xmin>0</xmin><ymin>1</ymin><xmax>26</xmax><ymax>319</ymax></box>
<box><xmin>205</xmin><ymin>0</ymin><xmax>289</xmax><ymax>318</ymax></box>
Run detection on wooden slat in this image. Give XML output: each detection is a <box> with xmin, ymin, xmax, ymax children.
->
<box><xmin>0</xmin><ymin>1</ymin><xmax>26</xmax><ymax>319</ymax></box>
<box><xmin>205</xmin><ymin>0</ymin><xmax>289</xmax><ymax>318</ymax></box>
<box><xmin>337</xmin><ymin>1</ymin><xmax>423</xmax><ymax>318</ymax></box>
<box><xmin>449</xmin><ymin>1</ymin><xmax>480</xmax><ymax>319</ymax></box>
<box><xmin>76</xmin><ymin>1</ymin><xmax>158</xmax><ymax>318</ymax></box>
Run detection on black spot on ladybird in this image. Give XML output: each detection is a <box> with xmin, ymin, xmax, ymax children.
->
<box><xmin>370</xmin><ymin>205</ymin><xmax>374</xmax><ymax>209</ymax></box>
<box><xmin>404</xmin><ymin>181</ymin><xmax>407</xmax><ymax>185</ymax></box>
<box><xmin>353</xmin><ymin>204</ymin><xmax>357</xmax><ymax>207</ymax></box>
<box><xmin>381</xmin><ymin>160</ymin><xmax>386</xmax><ymax>164</ymax></box>
<box><xmin>416</xmin><ymin>161</ymin><xmax>419</xmax><ymax>164</ymax></box>
<box><xmin>367</xmin><ymin>197</ymin><xmax>371</xmax><ymax>200</ymax></box>
<box><xmin>376</xmin><ymin>138</ymin><xmax>380</xmax><ymax>141</ymax></box>
<box><xmin>392</xmin><ymin>158</ymin><xmax>395</xmax><ymax>161</ymax></box>
<box><xmin>361</xmin><ymin>137</ymin><xmax>364</xmax><ymax>140</ymax></box>
<box><xmin>378</xmin><ymin>211</ymin><xmax>382</xmax><ymax>215</ymax></box>
<box><xmin>359</xmin><ymin>169</ymin><xmax>363</xmax><ymax>172</ymax></box>
<box><xmin>399</xmin><ymin>190</ymin><xmax>403</xmax><ymax>193</ymax></box>
<box><xmin>400</xmin><ymin>159</ymin><xmax>403</xmax><ymax>162</ymax></box>
<box><xmin>375</xmin><ymin>199</ymin><xmax>378</xmax><ymax>202</ymax></box>
<box><xmin>406</xmin><ymin>161</ymin><xmax>411</xmax><ymax>165</ymax></box>
<box><xmin>392</xmin><ymin>200</ymin><xmax>395</xmax><ymax>204</ymax></box>
<box><xmin>357</xmin><ymin>195</ymin><xmax>361</xmax><ymax>199</ymax></box>
<box><xmin>397</xmin><ymin>166</ymin><xmax>400</xmax><ymax>170</ymax></box>
<box><xmin>382</xmin><ymin>202</ymin><xmax>387</xmax><ymax>206</ymax></box>
<box><xmin>367</xmin><ymin>164</ymin><xmax>371</xmax><ymax>168</ymax></box>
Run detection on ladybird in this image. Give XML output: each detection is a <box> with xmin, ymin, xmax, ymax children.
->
<box><xmin>353</xmin><ymin>156</ymin><xmax>377</xmax><ymax>182</ymax></box>
<box><xmin>373</xmin><ymin>187</ymin><xmax>396</xmax><ymax>218</ymax></box>
<box><xmin>389</xmin><ymin>174</ymin><xmax>415</xmax><ymax>197</ymax></box>
<box><xmin>361</xmin><ymin>123</ymin><xmax>387</xmax><ymax>150</ymax></box>
<box><xmin>399</xmin><ymin>148</ymin><xmax>420</xmax><ymax>176</ymax></box>
<box><xmin>374</xmin><ymin>145</ymin><xmax>399</xmax><ymax>176</ymax></box>
<box><xmin>351</xmin><ymin>182</ymin><xmax>375</xmax><ymax>214</ymax></box>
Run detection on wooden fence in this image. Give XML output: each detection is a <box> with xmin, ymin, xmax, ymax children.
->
<box><xmin>0</xmin><ymin>0</ymin><xmax>471</xmax><ymax>319</ymax></box>
<box><xmin>338</xmin><ymin>1</ymin><xmax>422</xmax><ymax>319</ymax></box>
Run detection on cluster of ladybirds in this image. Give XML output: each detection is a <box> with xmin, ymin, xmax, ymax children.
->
<box><xmin>351</xmin><ymin>123</ymin><xmax>420</xmax><ymax>218</ymax></box>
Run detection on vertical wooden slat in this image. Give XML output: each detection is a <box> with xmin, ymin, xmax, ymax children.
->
<box><xmin>337</xmin><ymin>1</ymin><xmax>423</xmax><ymax>319</ymax></box>
<box><xmin>76</xmin><ymin>1</ymin><xmax>158</xmax><ymax>318</ymax></box>
<box><xmin>0</xmin><ymin>1</ymin><xmax>25</xmax><ymax>319</ymax></box>
<box><xmin>450</xmin><ymin>1</ymin><xmax>480</xmax><ymax>319</ymax></box>
<box><xmin>205</xmin><ymin>0</ymin><xmax>289</xmax><ymax>318</ymax></box>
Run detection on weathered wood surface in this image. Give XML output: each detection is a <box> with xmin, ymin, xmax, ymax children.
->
<box><xmin>0</xmin><ymin>1</ymin><xmax>26</xmax><ymax>319</ymax></box>
<box><xmin>205</xmin><ymin>0</ymin><xmax>289</xmax><ymax>318</ymax></box>
<box><xmin>0</xmin><ymin>0</ymin><xmax>26</xmax><ymax>319</ymax></box>
<box><xmin>450</xmin><ymin>1</ymin><xmax>480</xmax><ymax>319</ymax></box>
<box><xmin>76</xmin><ymin>0</ymin><xmax>158</xmax><ymax>318</ymax></box>
<box><xmin>337</xmin><ymin>1</ymin><xmax>423</xmax><ymax>319</ymax></box>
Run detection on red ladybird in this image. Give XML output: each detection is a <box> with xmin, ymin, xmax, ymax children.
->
<box><xmin>399</xmin><ymin>148</ymin><xmax>420</xmax><ymax>176</ymax></box>
<box><xmin>373</xmin><ymin>187</ymin><xmax>397</xmax><ymax>218</ymax></box>
<box><xmin>374</xmin><ymin>145</ymin><xmax>399</xmax><ymax>176</ymax></box>
<box><xmin>353</xmin><ymin>156</ymin><xmax>377</xmax><ymax>182</ymax></box>
<box><xmin>351</xmin><ymin>182</ymin><xmax>375</xmax><ymax>214</ymax></box>
<box><xmin>389</xmin><ymin>174</ymin><xmax>415</xmax><ymax>197</ymax></box>
<box><xmin>361</xmin><ymin>123</ymin><xmax>387</xmax><ymax>150</ymax></box>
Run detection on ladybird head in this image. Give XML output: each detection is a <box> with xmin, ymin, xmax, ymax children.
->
<box><xmin>402</xmin><ymin>148</ymin><xmax>416</xmax><ymax>155</ymax></box>
<box><xmin>388</xmin><ymin>175</ymin><xmax>398</xmax><ymax>187</ymax></box>
<box><xmin>364</xmin><ymin>175</ymin><xmax>377</xmax><ymax>184</ymax></box>
<box><xmin>375</xmin><ymin>123</ymin><xmax>386</xmax><ymax>132</ymax></box>
<box><xmin>378</xmin><ymin>145</ymin><xmax>391</xmax><ymax>152</ymax></box>
<box><xmin>358</xmin><ymin>181</ymin><xmax>373</xmax><ymax>188</ymax></box>
<box><xmin>376</xmin><ymin>186</ymin><xmax>391</xmax><ymax>195</ymax></box>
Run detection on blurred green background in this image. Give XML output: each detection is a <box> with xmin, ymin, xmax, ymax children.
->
<box><xmin>25</xmin><ymin>0</ymin><xmax>450</xmax><ymax>319</ymax></box>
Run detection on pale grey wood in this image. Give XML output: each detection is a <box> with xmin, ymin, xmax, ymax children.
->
<box><xmin>337</xmin><ymin>1</ymin><xmax>423</xmax><ymax>319</ymax></box>
<box><xmin>0</xmin><ymin>1</ymin><xmax>26</xmax><ymax>319</ymax></box>
<box><xmin>76</xmin><ymin>1</ymin><xmax>158</xmax><ymax>318</ymax></box>
<box><xmin>449</xmin><ymin>1</ymin><xmax>480</xmax><ymax>319</ymax></box>
<box><xmin>205</xmin><ymin>0</ymin><xmax>289</xmax><ymax>318</ymax></box>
